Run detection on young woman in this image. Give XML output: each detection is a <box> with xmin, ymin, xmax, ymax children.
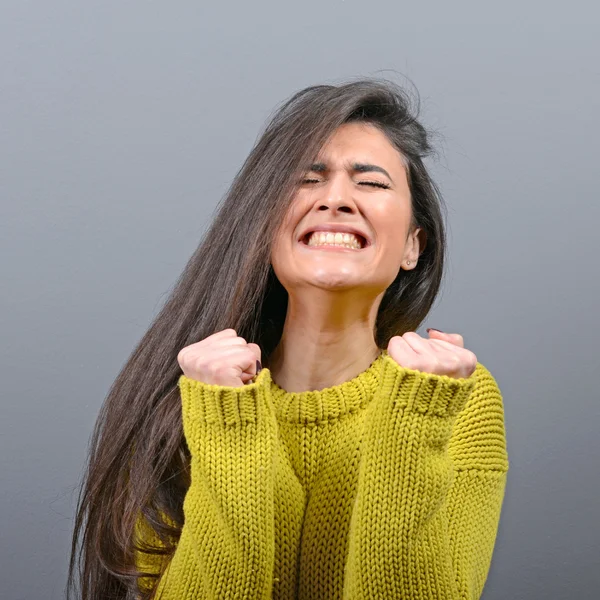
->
<box><xmin>68</xmin><ymin>78</ymin><xmax>509</xmax><ymax>599</ymax></box>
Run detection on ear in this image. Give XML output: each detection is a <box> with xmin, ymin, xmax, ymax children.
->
<box><xmin>416</xmin><ymin>227</ymin><xmax>427</xmax><ymax>254</ymax></box>
<box><xmin>404</xmin><ymin>226</ymin><xmax>425</xmax><ymax>264</ymax></box>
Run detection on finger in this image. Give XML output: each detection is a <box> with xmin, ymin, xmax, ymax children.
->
<box><xmin>246</xmin><ymin>343</ymin><xmax>262</xmax><ymax>364</ymax></box>
<box><xmin>240</xmin><ymin>343</ymin><xmax>262</xmax><ymax>381</ymax></box>
<box><xmin>181</xmin><ymin>329</ymin><xmax>239</xmax><ymax>354</ymax></box>
<box><xmin>428</xmin><ymin>339</ymin><xmax>478</xmax><ymax>375</ymax></box>
<box><xmin>427</xmin><ymin>338</ymin><xmax>463</xmax><ymax>354</ymax></box>
<box><xmin>205</xmin><ymin>328</ymin><xmax>238</xmax><ymax>342</ymax></box>
<box><xmin>400</xmin><ymin>332</ymin><xmax>445</xmax><ymax>373</ymax></box>
<box><xmin>401</xmin><ymin>331</ymin><xmax>435</xmax><ymax>355</ymax></box>
<box><xmin>387</xmin><ymin>335</ymin><xmax>422</xmax><ymax>370</ymax></box>
<box><xmin>213</xmin><ymin>342</ymin><xmax>261</xmax><ymax>379</ymax></box>
<box><xmin>207</xmin><ymin>336</ymin><xmax>248</xmax><ymax>349</ymax></box>
<box><xmin>426</xmin><ymin>329</ymin><xmax>464</xmax><ymax>348</ymax></box>
<box><xmin>187</xmin><ymin>345</ymin><xmax>248</xmax><ymax>369</ymax></box>
<box><xmin>207</xmin><ymin>340</ymin><xmax>261</xmax><ymax>380</ymax></box>
<box><xmin>209</xmin><ymin>347</ymin><xmax>259</xmax><ymax>378</ymax></box>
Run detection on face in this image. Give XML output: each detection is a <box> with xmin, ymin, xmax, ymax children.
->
<box><xmin>271</xmin><ymin>121</ymin><xmax>423</xmax><ymax>297</ymax></box>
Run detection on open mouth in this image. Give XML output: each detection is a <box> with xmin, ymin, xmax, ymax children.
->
<box><xmin>300</xmin><ymin>231</ymin><xmax>369</xmax><ymax>250</ymax></box>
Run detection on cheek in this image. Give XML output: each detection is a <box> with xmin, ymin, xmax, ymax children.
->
<box><xmin>270</xmin><ymin>232</ymin><xmax>284</xmax><ymax>269</ymax></box>
<box><xmin>370</xmin><ymin>202</ymin><xmax>410</xmax><ymax>267</ymax></box>
<box><xmin>371</xmin><ymin>201</ymin><xmax>408</xmax><ymax>241</ymax></box>
<box><xmin>270</xmin><ymin>199</ymin><xmax>304</xmax><ymax>264</ymax></box>
<box><xmin>270</xmin><ymin>227</ymin><xmax>294</xmax><ymax>282</ymax></box>
<box><xmin>282</xmin><ymin>197</ymin><xmax>305</xmax><ymax>229</ymax></box>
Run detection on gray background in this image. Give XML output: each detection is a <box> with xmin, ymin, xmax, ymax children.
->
<box><xmin>1</xmin><ymin>2</ymin><xmax>598</xmax><ymax>599</ymax></box>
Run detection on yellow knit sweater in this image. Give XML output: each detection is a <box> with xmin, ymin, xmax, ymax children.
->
<box><xmin>135</xmin><ymin>350</ymin><xmax>509</xmax><ymax>599</ymax></box>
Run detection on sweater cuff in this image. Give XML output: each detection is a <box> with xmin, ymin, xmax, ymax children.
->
<box><xmin>178</xmin><ymin>368</ymin><xmax>272</xmax><ymax>427</ymax></box>
<box><xmin>379</xmin><ymin>353</ymin><xmax>476</xmax><ymax>418</ymax></box>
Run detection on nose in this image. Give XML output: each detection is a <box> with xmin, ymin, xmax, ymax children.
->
<box><xmin>314</xmin><ymin>173</ymin><xmax>357</xmax><ymax>214</ymax></box>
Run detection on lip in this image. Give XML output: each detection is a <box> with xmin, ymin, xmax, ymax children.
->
<box><xmin>297</xmin><ymin>223</ymin><xmax>371</xmax><ymax>248</ymax></box>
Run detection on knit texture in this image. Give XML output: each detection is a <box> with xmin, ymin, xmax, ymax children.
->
<box><xmin>134</xmin><ymin>350</ymin><xmax>509</xmax><ymax>599</ymax></box>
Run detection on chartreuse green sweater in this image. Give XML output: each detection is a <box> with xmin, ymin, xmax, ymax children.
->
<box><xmin>134</xmin><ymin>350</ymin><xmax>509</xmax><ymax>599</ymax></box>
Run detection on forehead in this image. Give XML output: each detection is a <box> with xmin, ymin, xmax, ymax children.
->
<box><xmin>316</xmin><ymin>122</ymin><xmax>405</xmax><ymax>167</ymax></box>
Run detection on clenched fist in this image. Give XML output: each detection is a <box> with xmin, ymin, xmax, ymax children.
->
<box><xmin>177</xmin><ymin>328</ymin><xmax>262</xmax><ymax>387</ymax></box>
<box><xmin>387</xmin><ymin>329</ymin><xmax>477</xmax><ymax>379</ymax></box>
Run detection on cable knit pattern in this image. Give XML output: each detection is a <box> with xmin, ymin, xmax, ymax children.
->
<box><xmin>134</xmin><ymin>350</ymin><xmax>509</xmax><ymax>599</ymax></box>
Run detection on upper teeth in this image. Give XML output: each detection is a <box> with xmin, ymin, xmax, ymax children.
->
<box><xmin>307</xmin><ymin>231</ymin><xmax>363</xmax><ymax>249</ymax></box>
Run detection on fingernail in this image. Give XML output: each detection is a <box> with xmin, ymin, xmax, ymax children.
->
<box><xmin>256</xmin><ymin>360</ymin><xmax>262</xmax><ymax>374</ymax></box>
<box><xmin>427</xmin><ymin>328</ymin><xmax>444</xmax><ymax>333</ymax></box>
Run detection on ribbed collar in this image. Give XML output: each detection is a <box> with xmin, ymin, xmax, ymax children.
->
<box><xmin>265</xmin><ymin>352</ymin><xmax>386</xmax><ymax>424</ymax></box>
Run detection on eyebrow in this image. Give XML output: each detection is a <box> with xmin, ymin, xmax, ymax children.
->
<box><xmin>308</xmin><ymin>161</ymin><xmax>394</xmax><ymax>183</ymax></box>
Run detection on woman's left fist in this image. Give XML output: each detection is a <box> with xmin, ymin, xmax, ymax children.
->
<box><xmin>386</xmin><ymin>329</ymin><xmax>477</xmax><ymax>379</ymax></box>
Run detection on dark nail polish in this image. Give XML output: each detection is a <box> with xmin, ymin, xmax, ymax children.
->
<box><xmin>256</xmin><ymin>360</ymin><xmax>262</xmax><ymax>374</ymax></box>
<box><xmin>427</xmin><ymin>328</ymin><xmax>443</xmax><ymax>333</ymax></box>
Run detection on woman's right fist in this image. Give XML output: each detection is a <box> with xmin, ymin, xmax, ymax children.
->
<box><xmin>177</xmin><ymin>329</ymin><xmax>262</xmax><ymax>388</ymax></box>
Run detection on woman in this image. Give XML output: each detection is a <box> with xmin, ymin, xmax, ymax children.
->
<box><xmin>67</xmin><ymin>78</ymin><xmax>509</xmax><ymax>599</ymax></box>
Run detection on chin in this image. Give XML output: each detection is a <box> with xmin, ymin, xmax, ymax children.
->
<box><xmin>307</xmin><ymin>273</ymin><xmax>361</xmax><ymax>290</ymax></box>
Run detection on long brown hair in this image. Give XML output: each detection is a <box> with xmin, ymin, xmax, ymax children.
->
<box><xmin>67</xmin><ymin>77</ymin><xmax>449</xmax><ymax>599</ymax></box>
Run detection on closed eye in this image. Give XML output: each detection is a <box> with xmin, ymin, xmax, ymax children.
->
<box><xmin>359</xmin><ymin>181</ymin><xmax>391</xmax><ymax>189</ymax></box>
<box><xmin>302</xmin><ymin>178</ymin><xmax>390</xmax><ymax>189</ymax></box>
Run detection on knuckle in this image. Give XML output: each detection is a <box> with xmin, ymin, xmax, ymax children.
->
<box><xmin>244</xmin><ymin>350</ymin><xmax>257</xmax><ymax>364</ymax></box>
<box><xmin>178</xmin><ymin>348</ymin><xmax>193</xmax><ymax>366</ymax></box>
<box><xmin>207</xmin><ymin>361</ymin><xmax>221</xmax><ymax>376</ymax></box>
<box><xmin>216</xmin><ymin>364</ymin><xmax>230</xmax><ymax>378</ymax></box>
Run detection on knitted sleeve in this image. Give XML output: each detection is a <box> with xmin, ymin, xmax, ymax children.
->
<box><xmin>136</xmin><ymin>369</ymin><xmax>279</xmax><ymax>599</ymax></box>
<box><xmin>343</xmin><ymin>354</ymin><xmax>509</xmax><ymax>600</ymax></box>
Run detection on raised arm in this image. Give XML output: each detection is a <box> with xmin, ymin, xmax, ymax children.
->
<box><xmin>343</xmin><ymin>353</ymin><xmax>509</xmax><ymax>599</ymax></box>
<box><xmin>135</xmin><ymin>370</ymin><xmax>279</xmax><ymax>599</ymax></box>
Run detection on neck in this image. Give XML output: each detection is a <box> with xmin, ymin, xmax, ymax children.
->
<box><xmin>266</xmin><ymin>290</ymin><xmax>382</xmax><ymax>393</ymax></box>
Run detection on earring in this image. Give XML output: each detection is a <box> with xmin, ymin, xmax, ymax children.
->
<box><xmin>406</xmin><ymin>261</ymin><xmax>411</xmax><ymax>265</ymax></box>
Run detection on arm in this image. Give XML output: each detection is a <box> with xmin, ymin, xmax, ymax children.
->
<box><xmin>135</xmin><ymin>369</ymin><xmax>279</xmax><ymax>599</ymax></box>
<box><xmin>343</xmin><ymin>353</ymin><xmax>509</xmax><ymax>599</ymax></box>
